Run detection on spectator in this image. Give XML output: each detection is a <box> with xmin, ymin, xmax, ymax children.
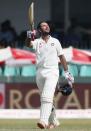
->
<box><xmin>0</xmin><ymin>20</ymin><xmax>17</xmax><ymax>47</ymax></box>
<box><xmin>0</xmin><ymin>39</ymin><xmax>7</xmax><ymax>49</ymax></box>
<box><xmin>17</xmin><ymin>31</ymin><xmax>27</xmax><ymax>48</ymax></box>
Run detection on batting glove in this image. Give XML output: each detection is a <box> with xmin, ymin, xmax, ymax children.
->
<box><xmin>64</xmin><ymin>71</ymin><xmax>74</xmax><ymax>86</ymax></box>
<box><xmin>27</xmin><ymin>30</ymin><xmax>36</xmax><ymax>40</ymax></box>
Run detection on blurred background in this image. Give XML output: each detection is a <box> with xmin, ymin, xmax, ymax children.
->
<box><xmin>0</xmin><ymin>0</ymin><xmax>91</xmax><ymax>116</ymax></box>
<box><xmin>0</xmin><ymin>0</ymin><xmax>91</xmax><ymax>49</ymax></box>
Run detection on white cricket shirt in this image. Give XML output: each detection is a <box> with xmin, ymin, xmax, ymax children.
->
<box><xmin>32</xmin><ymin>36</ymin><xmax>64</xmax><ymax>69</ymax></box>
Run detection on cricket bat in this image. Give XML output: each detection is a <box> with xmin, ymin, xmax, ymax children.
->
<box><xmin>28</xmin><ymin>2</ymin><xmax>34</xmax><ymax>31</ymax></box>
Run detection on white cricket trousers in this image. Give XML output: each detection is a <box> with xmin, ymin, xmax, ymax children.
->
<box><xmin>36</xmin><ymin>68</ymin><xmax>59</xmax><ymax>125</ymax></box>
<box><xmin>36</xmin><ymin>68</ymin><xmax>59</xmax><ymax>102</ymax></box>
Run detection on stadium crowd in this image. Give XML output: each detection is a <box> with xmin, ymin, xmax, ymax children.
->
<box><xmin>0</xmin><ymin>19</ymin><xmax>91</xmax><ymax>50</ymax></box>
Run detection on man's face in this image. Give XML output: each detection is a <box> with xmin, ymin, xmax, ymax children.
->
<box><xmin>40</xmin><ymin>22</ymin><xmax>50</xmax><ymax>35</ymax></box>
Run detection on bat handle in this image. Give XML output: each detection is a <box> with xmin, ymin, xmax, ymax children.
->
<box><xmin>31</xmin><ymin>22</ymin><xmax>34</xmax><ymax>31</ymax></box>
<box><xmin>32</xmin><ymin>29</ymin><xmax>37</xmax><ymax>40</ymax></box>
<box><xmin>31</xmin><ymin>33</ymin><xmax>35</xmax><ymax>41</ymax></box>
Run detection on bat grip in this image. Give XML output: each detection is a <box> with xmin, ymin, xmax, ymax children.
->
<box><xmin>31</xmin><ymin>33</ymin><xmax>35</xmax><ymax>41</ymax></box>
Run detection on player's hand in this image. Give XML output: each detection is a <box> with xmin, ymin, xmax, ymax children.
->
<box><xmin>27</xmin><ymin>30</ymin><xmax>36</xmax><ymax>40</ymax></box>
<box><xmin>64</xmin><ymin>71</ymin><xmax>74</xmax><ymax>87</ymax></box>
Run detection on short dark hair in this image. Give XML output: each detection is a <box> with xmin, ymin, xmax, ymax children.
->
<box><xmin>37</xmin><ymin>21</ymin><xmax>43</xmax><ymax>30</ymax></box>
<box><xmin>37</xmin><ymin>21</ymin><xmax>48</xmax><ymax>30</ymax></box>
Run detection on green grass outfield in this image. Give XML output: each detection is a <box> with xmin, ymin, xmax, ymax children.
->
<box><xmin>0</xmin><ymin>119</ymin><xmax>91</xmax><ymax>131</ymax></box>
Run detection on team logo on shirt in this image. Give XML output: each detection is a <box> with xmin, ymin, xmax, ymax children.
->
<box><xmin>39</xmin><ymin>43</ymin><xmax>42</xmax><ymax>48</ymax></box>
<box><xmin>51</xmin><ymin>43</ymin><xmax>54</xmax><ymax>46</ymax></box>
